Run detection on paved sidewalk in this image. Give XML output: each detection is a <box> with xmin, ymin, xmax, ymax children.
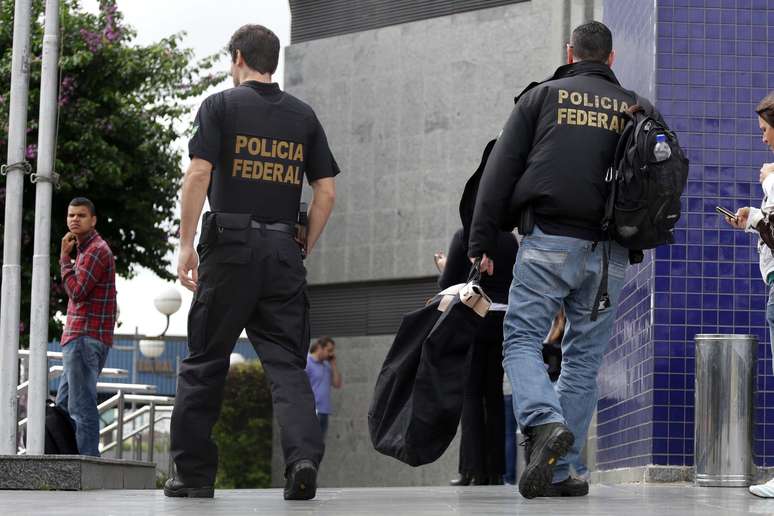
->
<box><xmin>1</xmin><ymin>484</ymin><xmax>772</xmax><ymax>515</ymax></box>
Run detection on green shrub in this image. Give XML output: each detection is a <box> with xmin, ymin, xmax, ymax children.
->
<box><xmin>212</xmin><ymin>361</ymin><xmax>273</xmax><ymax>489</ymax></box>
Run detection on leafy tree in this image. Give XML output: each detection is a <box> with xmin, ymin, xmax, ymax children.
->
<box><xmin>212</xmin><ymin>361</ymin><xmax>273</xmax><ymax>488</ymax></box>
<box><xmin>0</xmin><ymin>0</ymin><xmax>225</xmax><ymax>341</ymax></box>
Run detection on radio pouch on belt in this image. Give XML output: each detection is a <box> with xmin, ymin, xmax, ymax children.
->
<box><xmin>212</xmin><ymin>212</ymin><xmax>252</xmax><ymax>246</ymax></box>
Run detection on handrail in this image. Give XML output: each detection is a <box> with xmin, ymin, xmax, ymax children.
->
<box><xmin>97</xmin><ymin>392</ymin><xmax>122</xmax><ymax>413</ymax></box>
<box><xmin>17</xmin><ymin>349</ymin><xmax>63</xmax><ymax>361</ymax></box>
<box><xmin>97</xmin><ymin>382</ymin><xmax>157</xmax><ymax>394</ymax></box>
<box><xmin>100</xmin><ymin>413</ymin><xmax>172</xmax><ymax>461</ymax></box>
<box><xmin>48</xmin><ymin>365</ymin><xmax>129</xmax><ymax>378</ymax></box>
<box><xmin>16</xmin><ymin>368</ymin><xmax>62</xmax><ymax>394</ymax></box>
<box><xmin>124</xmin><ymin>394</ymin><xmax>174</xmax><ymax>404</ymax></box>
<box><xmin>100</xmin><ymin>404</ymin><xmax>172</xmax><ymax>437</ymax></box>
<box><xmin>17</xmin><ymin>367</ymin><xmax>130</xmax><ymax>395</ymax></box>
<box><xmin>97</xmin><ymin>393</ymin><xmax>174</xmax><ymax>461</ymax></box>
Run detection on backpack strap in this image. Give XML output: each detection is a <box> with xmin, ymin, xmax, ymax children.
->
<box><xmin>590</xmin><ymin>241</ymin><xmax>611</xmax><ymax>322</ymax></box>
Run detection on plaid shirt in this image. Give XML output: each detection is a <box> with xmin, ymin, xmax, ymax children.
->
<box><xmin>60</xmin><ymin>230</ymin><xmax>117</xmax><ymax>346</ymax></box>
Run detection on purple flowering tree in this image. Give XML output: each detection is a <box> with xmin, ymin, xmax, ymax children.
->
<box><xmin>0</xmin><ymin>0</ymin><xmax>226</xmax><ymax>341</ymax></box>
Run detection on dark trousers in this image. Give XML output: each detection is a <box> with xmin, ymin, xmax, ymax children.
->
<box><xmin>318</xmin><ymin>413</ymin><xmax>329</xmax><ymax>440</ymax></box>
<box><xmin>503</xmin><ymin>394</ymin><xmax>517</xmax><ymax>484</ymax></box>
<box><xmin>170</xmin><ymin>230</ymin><xmax>324</xmax><ymax>486</ymax></box>
<box><xmin>458</xmin><ymin>311</ymin><xmax>505</xmax><ymax>476</ymax></box>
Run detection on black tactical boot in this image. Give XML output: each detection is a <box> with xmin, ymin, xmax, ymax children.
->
<box><xmin>163</xmin><ymin>477</ymin><xmax>214</xmax><ymax>498</ymax></box>
<box><xmin>542</xmin><ymin>477</ymin><xmax>589</xmax><ymax>497</ymax></box>
<box><xmin>284</xmin><ymin>459</ymin><xmax>318</xmax><ymax>500</ymax></box>
<box><xmin>518</xmin><ymin>422</ymin><xmax>574</xmax><ymax>499</ymax></box>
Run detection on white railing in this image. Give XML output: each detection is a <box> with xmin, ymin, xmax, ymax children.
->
<box><xmin>15</xmin><ymin>347</ymin><xmax>174</xmax><ymax>464</ymax></box>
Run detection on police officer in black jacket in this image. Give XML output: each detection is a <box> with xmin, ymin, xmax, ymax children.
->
<box><xmin>165</xmin><ymin>25</ymin><xmax>339</xmax><ymax>500</ymax></box>
<box><xmin>468</xmin><ymin>21</ymin><xmax>660</xmax><ymax>499</ymax></box>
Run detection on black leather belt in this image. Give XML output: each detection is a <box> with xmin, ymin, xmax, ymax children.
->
<box><xmin>250</xmin><ymin>220</ymin><xmax>295</xmax><ymax>235</ymax></box>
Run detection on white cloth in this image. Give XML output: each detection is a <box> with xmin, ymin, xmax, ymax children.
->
<box><xmin>490</xmin><ymin>302</ymin><xmax>508</xmax><ymax>312</ymax></box>
<box><xmin>746</xmin><ymin>174</ymin><xmax>774</xmax><ymax>283</ymax></box>
<box><xmin>750</xmin><ymin>477</ymin><xmax>774</xmax><ymax>497</ymax></box>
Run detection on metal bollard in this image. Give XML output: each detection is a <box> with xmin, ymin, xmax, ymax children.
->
<box><xmin>694</xmin><ymin>334</ymin><xmax>756</xmax><ymax>487</ymax></box>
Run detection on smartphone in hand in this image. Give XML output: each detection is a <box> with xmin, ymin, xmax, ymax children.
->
<box><xmin>715</xmin><ymin>206</ymin><xmax>737</xmax><ymax>222</ymax></box>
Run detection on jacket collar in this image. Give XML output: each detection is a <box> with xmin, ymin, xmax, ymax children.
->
<box><xmin>549</xmin><ymin>60</ymin><xmax>621</xmax><ymax>86</ymax></box>
<box><xmin>514</xmin><ymin>61</ymin><xmax>622</xmax><ymax>106</ymax></box>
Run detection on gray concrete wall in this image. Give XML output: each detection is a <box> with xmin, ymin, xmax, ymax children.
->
<box><xmin>288</xmin><ymin>0</ymin><xmax>567</xmax><ymax>285</ymax></box>
<box><xmin>272</xmin><ymin>335</ymin><xmax>461</xmax><ymax>488</ymax></box>
<box><xmin>274</xmin><ymin>0</ymin><xmax>608</xmax><ymax>488</ymax></box>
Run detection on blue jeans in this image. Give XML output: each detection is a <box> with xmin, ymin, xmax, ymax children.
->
<box><xmin>504</xmin><ymin>227</ymin><xmax>628</xmax><ymax>483</ymax></box>
<box><xmin>503</xmin><ymin>394</ymin><xmax>517</xmax><ymax>484</ymax></box>
<box><xmin>56</xmin><ymin>336</ymin><xmax>109</xmax><ymax>456</ymax></box>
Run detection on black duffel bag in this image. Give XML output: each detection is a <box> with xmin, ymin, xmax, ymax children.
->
<box><xmin>368</xmin><ymin>266</ymin><xmax>491</xmax><ymax>466</ymax></box>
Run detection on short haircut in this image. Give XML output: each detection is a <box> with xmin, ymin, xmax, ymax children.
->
<box><xmin>69</xmin><ymin>197</ymin><xmax>96</xmax><ymax>216</ymax></box>
<box><xmin>228</xmin><ymin>24</ymin><xmax>280</xmax><ymax>75</ymax></box>
<box><xmin>317</xmin><ymin>336</ymin><xmax>335</xmax><ymax>348</ymax></box>
<box><xmin>756</xmin><ymin>91</ymin><xmax>774</xmax><ymax>128</ymax></box>
<box><xmin>571</xmin><ymin>21</ymin><xmax>613</xmax><ymax>63</ymax></box>
<box><xmin>309</xmin><ymin>342</ymin><xmax>320</xmax><ymax>354</ymax></box>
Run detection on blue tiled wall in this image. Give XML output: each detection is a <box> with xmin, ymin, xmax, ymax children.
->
<box><xmin>601</xmin><ymin>0</ymin><xmax>774</xmax><ymax>470</ymax></box>
<box><xmin>599</xmin><ymin>0</ymin><xmax>658</xmax><ymax>472</ymax></box>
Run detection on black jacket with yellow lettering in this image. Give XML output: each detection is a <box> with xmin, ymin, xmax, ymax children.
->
<box><xmin>468</xmin><ymin>61</ymin><xmax>659</xmax><ymax>258</ymax></box>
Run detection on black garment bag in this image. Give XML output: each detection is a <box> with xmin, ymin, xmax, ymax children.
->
<box><xmin>368</xmin><ymin>266</ymin><xmax>491</xmax><ymax>466</ymax></box>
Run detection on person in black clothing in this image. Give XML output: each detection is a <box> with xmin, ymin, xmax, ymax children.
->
<box><xmin>468</xmin><ymin>21</ymin><xmax>661</xmax><ymax>499</ymax></box>
<box><xmin>438</xmin><ymin>229</ymin><xmax>519</xmax><ymax>485</ymax></box>
<box><xmin>440</xmin><ymin>228</ymin><xmax>518</xmax><ymax>486</ymax></box>
<box><xmin>166</xmin><ymin>25</ymin><xmax>340</xmax><ymax>500</ymax></box>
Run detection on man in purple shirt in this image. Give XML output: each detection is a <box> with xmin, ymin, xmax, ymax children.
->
<box><xmin>305</xmin><ymin>337</ymin><xmax>342</xmax><ymax>438</ymax></box>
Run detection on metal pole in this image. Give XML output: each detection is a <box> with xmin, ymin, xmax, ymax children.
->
<box><xmin>131</xmin><ymin>327</ymin><xmax>138</xmax><ymax>416</ymax></box>
<box><xmin>115</xmin><ymin>390</ymin><xmax>124</xmax><ymax>459</ymax></box>
<box><xmin>148</xmin><ymin>403</ymin><xmax>155</xmax><ymax>463</ymax></box>
<box><xmin>0</xmin><ymin>0</ymin><xmax>33</xmax><ymax>455</ymax></box>
<box><xmin>26</xmin><ymin>0</ymin><xmax>59</xmax><ymax>456</ymax></box>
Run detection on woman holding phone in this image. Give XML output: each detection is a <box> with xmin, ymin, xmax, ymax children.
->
<box><xmin>725</xmin><ymin>91</ymin><xmax>774</xmax><ymax>497</ymax></box>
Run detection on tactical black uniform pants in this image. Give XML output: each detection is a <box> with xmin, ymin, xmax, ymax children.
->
<box><xmin>458</xmin><ymin>311</ymin><xmax>505</xmax><ymax>477</ymax></box>
<box><xmin>170</xmin><ymin>229</ymin><xmax>324</xmax><ymax>487</ymax></box>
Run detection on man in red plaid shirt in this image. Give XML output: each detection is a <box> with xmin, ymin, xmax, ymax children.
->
<box><xmin>56</xmin><ymin>197</ymin><xmax>116</xmax><ymax>456</ymax></box>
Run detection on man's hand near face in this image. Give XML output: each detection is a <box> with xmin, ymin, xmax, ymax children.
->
<box><xmin>60</xmin><ymin>232</ymin><xmax>76</xmax><ymax>262</ymax></box>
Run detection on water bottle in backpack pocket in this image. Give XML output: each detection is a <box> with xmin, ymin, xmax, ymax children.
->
<box><xmin>603</xmin><ymin>100</ymin><xmax>689</xmax><ymax>250</ymax></box>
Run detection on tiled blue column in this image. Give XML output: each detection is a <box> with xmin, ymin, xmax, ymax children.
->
<box><xmin>598</xmin><ymin>0</ymin><xmax>658</xmax><ymax>472</ymax></box>
<box><xmin>600</xmin><ymin>0</ymin><xmax>774</xmax><ymax>471</ymax></box>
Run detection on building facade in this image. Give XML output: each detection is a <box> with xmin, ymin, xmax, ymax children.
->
<box><xmin>282</xmin><ymin>0</ymin><xmax>603</xmax><ymax>487</ymax></box>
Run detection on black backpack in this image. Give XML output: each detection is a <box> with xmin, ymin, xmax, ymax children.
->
<box><xmin>44</xmin><ymin>400</ymin><xmax>79</xmax><ymax>454</ymax></box>
<box><xmin>591</xmin><ymin>98</ymin><xmax>689</xmax><ymax>321</ymax></box>
<box><xmin>602</xmin><ymin>98</ymin><xmax>689</xmax><ymax>250</ymax></box>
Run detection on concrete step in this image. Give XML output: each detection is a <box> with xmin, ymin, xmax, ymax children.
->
<box><xmin>0</xmin><ymin>455</ymin><xmax>156</xmax><ymax>490</ymax></box>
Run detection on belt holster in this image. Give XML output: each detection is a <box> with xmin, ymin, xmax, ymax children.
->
<box><xmin>296</xmin><ymin>202</ymin><xmax>309</xmax><ymax>259</ymax></box>
<box><xmin>518</xmin><ymin>205</ymin><xmax>534</xmax><ymax>236</ymax></box>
